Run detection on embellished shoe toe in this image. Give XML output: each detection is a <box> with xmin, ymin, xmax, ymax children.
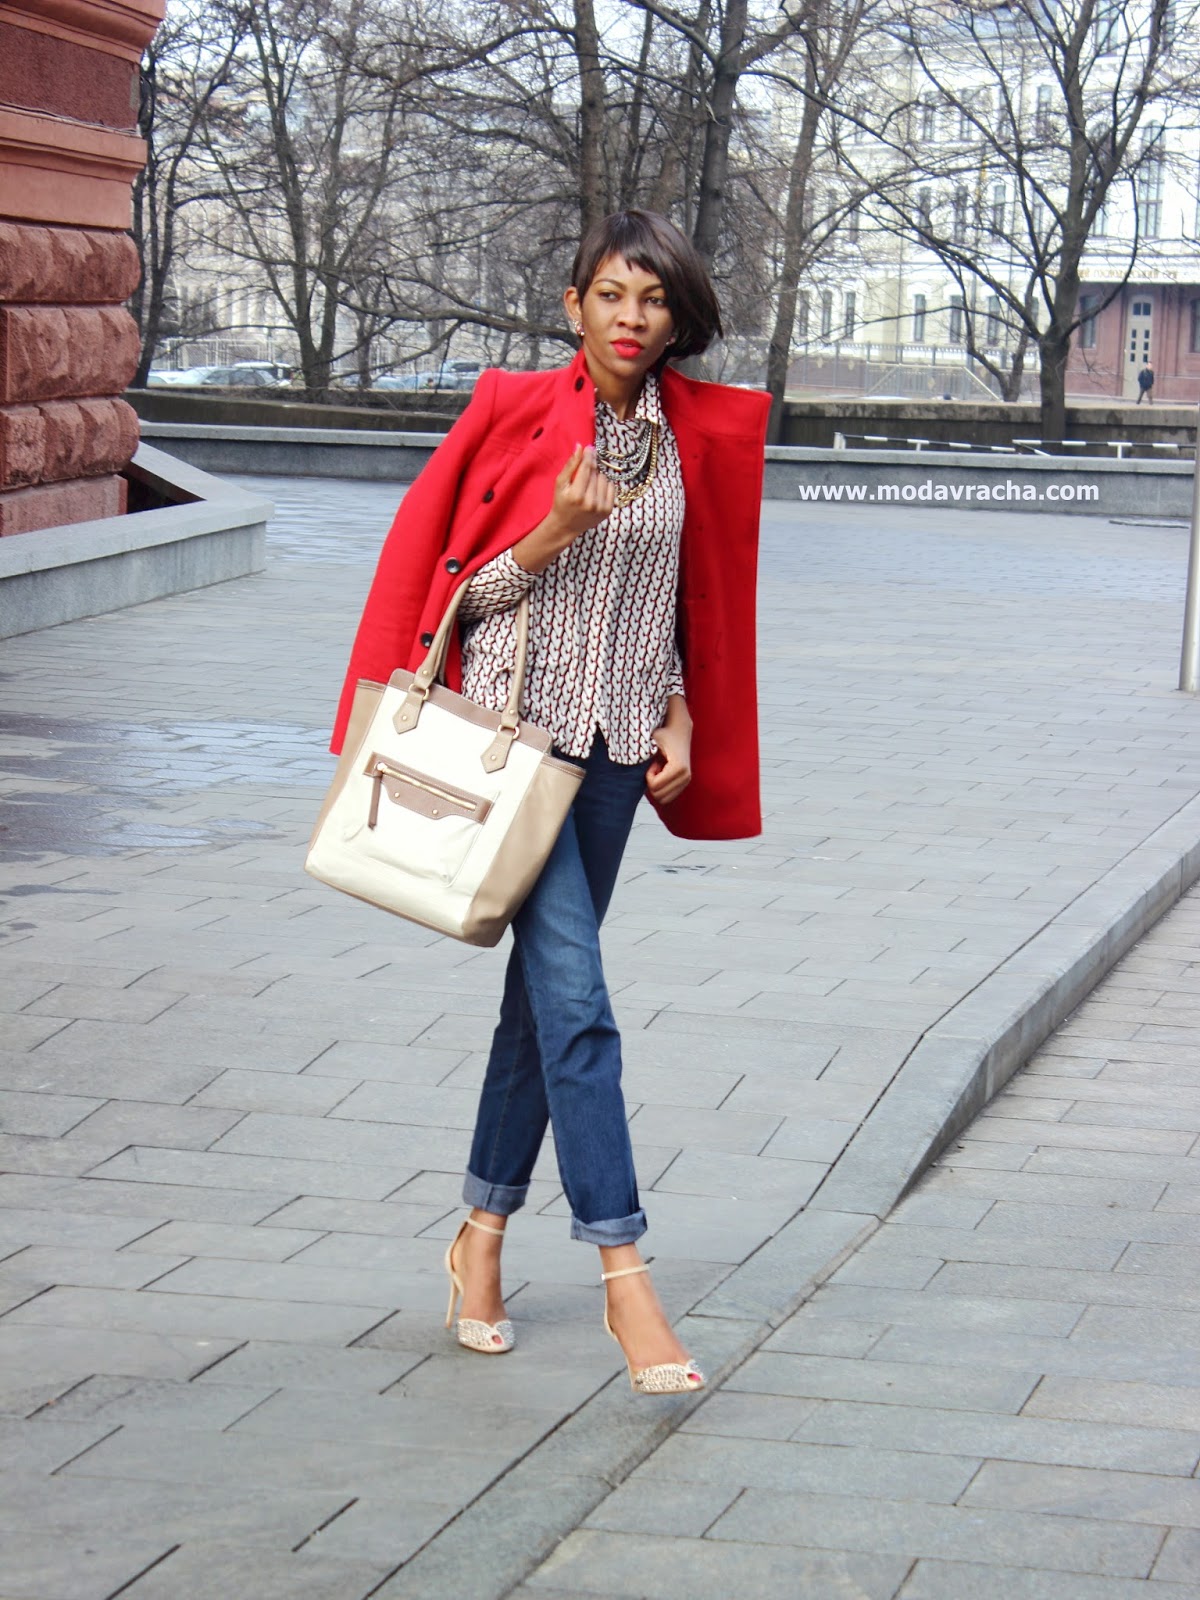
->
<box><xmin>454</xmin><ymin>1315</ymin><xmax>515</xmax><ymax>1354</ymax></box>
<box><xmin>601</xmin><ymin>1263</ymin><xmax>705</xmax><ymax>1396</ymax></box>
<box><xmin>444</xmin><ymin>1215</ymin><xmax>513</xmax><ymax>1356</ymax></box>
<box><xmin>629</xmin><ymin>1358</ymin><xmax>705</xmax><ymax>1395</ymax></box>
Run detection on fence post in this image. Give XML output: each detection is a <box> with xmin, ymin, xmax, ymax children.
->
<box><xmin>1179</xmin><ymin>404</ymin><xmax>1200</xmax><ymax>692</ymax></box>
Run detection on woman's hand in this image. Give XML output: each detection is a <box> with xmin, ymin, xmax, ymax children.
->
<box><xmin>551</xmin><ymin>444</ymin><xmax>616</xmax><ymax>537</ymax></box>
<box><xmin>646</xmin><ymin>697</ymin><xmax>692</xmax><ymax>805</ymax></box>
<box><xmin>511</xmin><ymin>445</ymin><xmax>615</xmax><ymax>574</ymax></box>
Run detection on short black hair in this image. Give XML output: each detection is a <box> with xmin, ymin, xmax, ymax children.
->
<box><xmin>570</xmin><ymin>210</ymin><xmax>723</xmax><ymax>361</ymax></box>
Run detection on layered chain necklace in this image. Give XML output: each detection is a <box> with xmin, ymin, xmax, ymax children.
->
<box><xmin>594</xmin><ymin>414</ymin><xmax>660</xmax><ymax>508</ymax></box>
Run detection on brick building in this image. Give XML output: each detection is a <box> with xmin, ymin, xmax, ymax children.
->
<box><xmin>1069</xmin><ymin>281</ymin><xmax>1200</xmax><ymax>404</ymax></box>
<box><xmin>0</xmin><ymin>0</ymin><xmax>163</xmax><ymax>536</ymax></box>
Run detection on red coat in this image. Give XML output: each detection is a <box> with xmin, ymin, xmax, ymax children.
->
<box><xmin>331</xmin><ymin>347</ymin><xmax>769</xmax><ymax>840</ymax></box>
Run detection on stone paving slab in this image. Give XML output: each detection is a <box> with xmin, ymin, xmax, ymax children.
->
<box><xmin>515</xmin><ymin>886</ymin><xmax>1200</xmax><ymax>1599</ymax></box>
<box><xmin>5</xmin><ymin>477</ymin><xmax>1200</xmax><ymax>1595</ymax></box>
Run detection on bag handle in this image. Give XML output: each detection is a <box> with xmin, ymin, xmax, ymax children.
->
<box><xmin>393</xmin><ymin>577</ymin><xmax>532</xmax><ymax>774</ymax></box>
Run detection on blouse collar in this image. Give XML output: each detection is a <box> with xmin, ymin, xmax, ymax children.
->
<box><xmin>596</xmin><ymin>370</ymin><xmax>663</xmax><ymax>430</ymax></box>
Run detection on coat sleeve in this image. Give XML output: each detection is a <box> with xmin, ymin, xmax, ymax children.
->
<box><xmin>329</xmin><ymin>371</ymin><xmax>499</xmax><ymax>752</ymax></box>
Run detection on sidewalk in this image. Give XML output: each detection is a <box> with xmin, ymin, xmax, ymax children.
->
<box><xmin>516</xmin><ymin>884</ymin><xmax>1200</xmax><ymax>1600</ymax></box>
<box><xmin>1</xmin><ymin>475</ymin><xmax>1199</xmax><ymax>1599</ymax></box>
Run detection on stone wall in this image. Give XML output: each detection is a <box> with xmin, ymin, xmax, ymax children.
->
<box><xmin>0</xmin><ymin>0</ymin><xmax>163</xmax><ymax>537</ymax></box>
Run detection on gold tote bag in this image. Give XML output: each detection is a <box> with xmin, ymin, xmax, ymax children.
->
<box><xmin>305</xmin><ymin>584</ymin><xmax>584</xmax><ymax>946</ymax></box>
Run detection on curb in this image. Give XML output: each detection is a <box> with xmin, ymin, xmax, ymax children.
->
<box><xmin>369</xmin><ymin>792</ymin><xmax>1200</xmax><ymax>1600</ymax></box>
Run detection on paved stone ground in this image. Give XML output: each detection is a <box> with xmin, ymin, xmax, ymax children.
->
<box><xmin>521</xmin><ymin>885</ymin><xmax>1200</xmax><ymax>1600</ymax></box>
<box><xmin>1</xmin><ymin>475</ymin><xmax>1198</xmax><ymax>1598</ymax></box>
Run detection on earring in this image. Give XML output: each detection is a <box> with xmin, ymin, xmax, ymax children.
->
<box><xmin>666</xmin><ymin>334</ymin><xmax>676</xmax><ymax>346</ymax></box>
<box><xmin>572</xmin><ymin>320</ymin><xmax>585</xmax><ymax>338</ymax></box>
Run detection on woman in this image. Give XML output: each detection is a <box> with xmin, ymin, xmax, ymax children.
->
<box><xmin>332</xmin><ymin>210</ymin><xmax>769</xmax><ymax>1394</ymax></box>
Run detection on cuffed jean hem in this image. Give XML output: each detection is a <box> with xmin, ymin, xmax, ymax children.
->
<box><xmin>462</xmin><ymin>1171</ymin><xmax>529</xmax><ymax>1216</ymax></box>
<box><xmin>570</xmin><ymin>1208</ymin><xmax>648</xmax><ymax>1246</ymax></box>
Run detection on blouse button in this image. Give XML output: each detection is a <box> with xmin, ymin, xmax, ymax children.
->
<box><xmin>574</xmin><ymin>376</ymin><xmax>584</xmax><ymax>391</ymax></box>
<box><xmin>420</xmin><ymin>631</ymin><xmax>434</xmax><ymax>648</ymax></box>
<box><xmin>482</xmin><ymin>488</ymin><xmax>494</xmax><ymax>503</ymax></box>
<box><xmin>445</xmin><ymin>558</ymin><xmax>462</xmax><ymax>574</ymax></box>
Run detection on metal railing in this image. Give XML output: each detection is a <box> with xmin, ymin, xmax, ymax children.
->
<box><xmin>831</xmin><ymin>432</ymin><xmax>1186</xmax><ymax>458</ymax></box>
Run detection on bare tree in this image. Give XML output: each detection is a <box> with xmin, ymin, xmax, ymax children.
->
<box><xmin>858</xmin><ymin>0</ymin><xmax>1200</xmax><ymax>438</ymax></box>
<box><xmin>149</xmin><ymin>0</ymin><xmax>865</xmax><ymax>387</ymax></box>
<box><xmin>755</xmin><ymin>0</ymin><xmax>881</xmax><ymax>438</ymax></box>
<box><xmin>199</xmin><ymin>0</ymin><xmax>460</xmax><ymax>391</ymax></box>
<box><xmin>130</xmin><ymin>0</ymin><xmax>249</xmax><ymax>382</ymax></box>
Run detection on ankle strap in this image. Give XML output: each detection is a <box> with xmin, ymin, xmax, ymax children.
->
<box><xmin>465</xmin><ymin>1215</ymin><xmax>506</xmax><ymax>1237</ymax></box>
<box><xmin>601</xmin><ymin>1263</ymin><xmax>648</xmax><ymax>1282</ymax></box>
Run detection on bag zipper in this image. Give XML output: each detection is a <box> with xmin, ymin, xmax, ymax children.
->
<box><xmin>368</xmin><ymin>758</ymin><xmax>479</xmax><ymax>828</ymax></box>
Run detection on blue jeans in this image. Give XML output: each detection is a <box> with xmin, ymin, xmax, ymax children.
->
<box><xmin>463</xmin><ymin>734</ymin><xmax>649</xmax><ymax>1244</ymax></box>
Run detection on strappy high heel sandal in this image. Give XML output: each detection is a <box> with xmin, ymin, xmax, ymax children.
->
<box><xmin>601</xmin><ymin>1263</ymin><xmax>704</xmax><ymax>1394</ymax></box>
<box><xmin>444</xmin><ymin>1215</ymin><xmax>514</xmax><ymax>1354</ymax></box>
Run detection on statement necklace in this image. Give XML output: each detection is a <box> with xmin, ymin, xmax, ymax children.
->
<box><xmin>593</xmin><ymin>415</ymin><xmax>660</xmax><ymax>508</ymax></box>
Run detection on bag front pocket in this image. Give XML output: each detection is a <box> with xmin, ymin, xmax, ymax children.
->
<box><xmin>364</xmin><ymin>753</ymin><xmax>493</xmax><ymax>829</ymax></box>
<box><xmin>339</xmin><ymin>752</ymin><xmax>495</xmax><ymax>884</ymax></box>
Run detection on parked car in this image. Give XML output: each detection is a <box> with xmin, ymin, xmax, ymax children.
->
<box><xmin>329</xmin><ymin>365</ymin><xmax>481</xmax><ymax>392</ymax></box>
<box><xmin>232</xmin><ymin>361</ymin><xmax>293</xmax><ymax>384</ymax></box>
<box><xmin>374</xmin><ymin>372</ymin><xmax>435</xmax><ymax>390</ymax></box>
<box><xmin>192</xmin><ymin>365</ymin><xmax>282</xmax><ymax>388</ymax></box>
<box><xmin>145</xmin><ymin>366</ymin><xmax>218</xmax><ymax>386</ymax></box>
<box><xmin>409</xmin><ymin>364</ymin><xmax>480</xmax><ymax>392</ymax></box>
<box><xmin>331</xmin><ymin>372</ymin><xmax>406</xmax><ymax>388</ymax></box>
<box><xmin>436</xmin><ymin>362</ymin><xmax>482</xmax><ymax>390</ymax></box>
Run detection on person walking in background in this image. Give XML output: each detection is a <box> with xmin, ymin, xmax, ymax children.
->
<box><xmin>331</xmin><ymin>210</ymin><xmax>769</xmax><ymax>1396</ymax></box>
<box><xmin>1137</xmin><ymin>363</ymin><xmax>1155</xmax><ymax>403</ymax></box>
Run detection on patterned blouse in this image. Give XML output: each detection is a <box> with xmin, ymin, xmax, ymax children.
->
<box><xmin>458</xmin><ymin>371</ymin><xmax>686</xmax><ymax>764</ymax></box>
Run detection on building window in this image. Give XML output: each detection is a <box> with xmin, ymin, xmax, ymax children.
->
<box><xmin>990</xmin><ymin>184</ymin><xmax>1007</xmax><ymax>237</ymax></box>
<box><xmin>912</xmin><ymin>294</ymin><xmax>927</xmax><ymax>342</ymax></box>
<box><xmin>949</xmin><ymin>294</ymin><xmax>964</xmax><ymax>343</ymax></box>
<box><xmin>847</xmin><ymin>206</ymin><xmax>861</xmax><ymax>244</ymax></box>
<box><xmin>797</xmin><ymin>292</ymin><xmax>810</xmax><ymax>340</ymax></box>
<box><xmin>1190</xmin><ymin>298</ymin><xmax>1200</xmax><ymax>353</ymax></box>
<box><xmin>1137</xmin><ymin>129</ymin><xmax>1165</xmax><ymax>237</ymax></box>
<box><xmin>917</xmin><ymin>187</ymin><xmax>932</xmax><ymax>233</ymax></box>
<box><xmin>953</xmin><ymin>186</ymin><xmax>969</xmax><ymax>242</ymax></box>
<box><xmin>958</xmin><ymin>99</ymin><xmax>973</xmax><ymax>141</ymax></box>
<box><xmin>1078</xmin><ymin>293</ymin><xmax>1099</xmax><ymax>349</ymax></box>
<box><xmin>1036</xmin><ymin>85</ymin><xmax>1053</xmax><ymax>138</ymax></box>
<box><xmin>985</xmin><ymin>296</ymin><xmax>1002</xmax><ymax>345</ymax></box>
<box><xmin>844</xmin><ymin>291</ymin><xmax>856</xmax><ymax>339</ymax></box>
<box><xmin>1095</xmin><ymin>195</ymin><xmax>1110</xmax><ymax>236</ymax></box>
<box><xmin>820</xmin><ymin>290</ymin><xmax>833</xmax><ymax>338</ymax></box>
<box><xmin>1096</xmin><ymin>1</ymin><xmax>1121</xmax><ymax>51</ymax></box>
<box><xmin>921</xmin><ymin>97</ymin><xmax>937</xmax><ymax>142</ymax></box>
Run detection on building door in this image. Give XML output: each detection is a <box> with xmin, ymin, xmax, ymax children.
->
<box><xmin>1123</xmin><ymin>296</ymin><xmax>1154</xmax><ymax>397</ymax></box>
